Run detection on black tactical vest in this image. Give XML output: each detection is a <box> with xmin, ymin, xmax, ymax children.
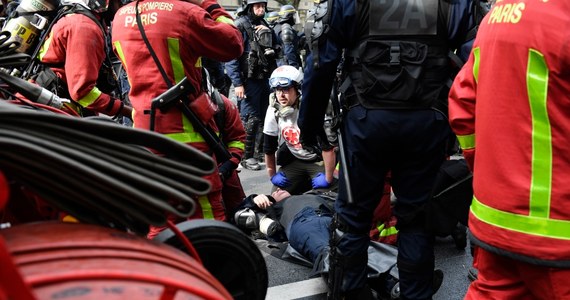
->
<box><xmin>235</xmin><ymin>16</ymin><xmax>277</xmax><ymax>80</ymax></box>
<box><xmin>344</xmin><ymin>0</ymin><xmax>451</xmax><ymax>111</ymax></box>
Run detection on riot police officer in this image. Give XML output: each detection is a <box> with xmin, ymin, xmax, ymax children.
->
<box><xmin>265</xmin><ymin>11</ymin><xmax>279</xmax><ymax>29</ymax></box>
<box><xmin>225</xmin><ymin>0</ymin><xmax>280</xmax><ymax>171</ymax></box>
<box><xmin>274</xmin><ymin>4</ymin><xmax>301</xmax><ymax>69</ymax></box>
<box><xmin>299</xmin><ymin>0</ymin><xmax>480</xmax><ymax>299</ymax></box>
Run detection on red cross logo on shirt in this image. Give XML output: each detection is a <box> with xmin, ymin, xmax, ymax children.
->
<box><xmin>282</xmin><ymin>126</ymin><xmax>300</xmax><ymax>148</ymax></box>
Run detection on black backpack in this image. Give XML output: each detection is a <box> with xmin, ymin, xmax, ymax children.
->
<box><xmin>427</xmin><ymin>159</ymin><xmax>473</xmax><ymax>236</ymax></box>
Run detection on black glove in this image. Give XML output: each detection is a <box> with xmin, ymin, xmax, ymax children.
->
<box><xmin>218</xmin><ymin>159</ymin><xmax>237</xmax><ymax>182</ymax></box>
<box><xmin>300</xmin><ymin>130</ymin><xmax>319</xmax><ymax>153</ymax></box>
<box><xmin>301</xmin><ymin>128</ymin><xmax>332</xmax><ymax>153</ymax></box>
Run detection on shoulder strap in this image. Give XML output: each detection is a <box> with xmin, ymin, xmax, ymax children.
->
<box><xmin>21</xmin><ymin>5</ymin><xmax>71</xmax><ymax>79</ymax></box>
<box><xmin>69</xmin><ymin>5</ymin><xmax>104</xmax><ymax>31</ymax></box>
<box><xmin>135</xmin><ymin>0</ymin><xmax>172</xmax><ymax>88</ymax></box>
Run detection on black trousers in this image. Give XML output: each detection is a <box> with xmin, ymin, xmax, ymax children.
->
<box><xmin>334</xmin><ymin>106</ymin><xmax>451</xmax><ymax>299</ymax></box>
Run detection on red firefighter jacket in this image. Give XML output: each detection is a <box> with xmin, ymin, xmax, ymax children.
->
<box><xmin>449</xmin><ymin>0</ymin><xmax>570</xmax><ymax>266</ymax></box>
<box><xmin>111</xmin><ymin>0</ymin><xmax>242</xmax><ymax>135</ymax></box>
<box><xmin>112</xmin><ymin>0</ymin><xmax>243</xmax><ymax>199</ymax></box>
<box><xmin>217</xmin><ymin>95</ymin><xmax>246</xmax><ymax>214</ymax></box>
<box><xmin>39</xmin><ymin>13</ymin><xmax>123</xmax><ymax>116</ymax></box>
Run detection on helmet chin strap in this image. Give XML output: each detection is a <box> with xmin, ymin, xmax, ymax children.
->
<box><xmin>251</xmin><ymin>13</ymin><xmax>264</xmax><ymax>21</ymax></box>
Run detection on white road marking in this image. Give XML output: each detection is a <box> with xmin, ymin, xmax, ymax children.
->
<box><xmin>266</xmin><ymin>277</ymin><xmax>328</xmax><ymax>299</ymax></box>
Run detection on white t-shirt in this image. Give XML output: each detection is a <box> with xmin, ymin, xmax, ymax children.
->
<box><xmin>263</xmin><ymin>104</ymin><xmax>319</xmax><ymax>161</ymax></box>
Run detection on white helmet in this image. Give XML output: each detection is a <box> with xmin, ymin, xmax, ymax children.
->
<box><xmin>269</xmin><ymin>65</ymin><xmax>303</xmax><ymax>89</ymax></box>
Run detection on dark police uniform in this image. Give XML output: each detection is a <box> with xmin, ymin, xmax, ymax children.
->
<box><xmin>299</xmin><ymin>0</ymin><xmax>479</xmax><ymax>299</ymax></box>
<box><xmin>225</xmin><ymin>6</ymin><xmax>280</xmax><ymax>166</ymax></box>
<box><xmin>274</xmin><ymin>22</ymin><xmax>302</xmax><ymax>69</ymax></box>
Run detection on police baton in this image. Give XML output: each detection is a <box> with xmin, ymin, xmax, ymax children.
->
<box><xmin>329</xmin><ymin>82</ymin><xmax>355</xmax><ymax>205</ymax></box>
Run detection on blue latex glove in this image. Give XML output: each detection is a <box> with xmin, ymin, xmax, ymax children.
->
<box><xmin>271</xmin><ymin>171</ymin><xmax>291</xmax><ymax>188</ymax></box>
<box><xmin>311</xmin><ymin>172</ymin><xmax>330</xmax><ymax>189</ymax></box>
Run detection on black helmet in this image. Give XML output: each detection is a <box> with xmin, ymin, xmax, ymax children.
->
<box><xmin>278</xmin><ymin>4</ymin><xmax>296</xmax><ymax>24</ymax></box>
<box><xmin>245</xmin><ymin>0</ymin><xmax>267</xmax><ymax>19</ymax></box>
<box><xmin>245</xmin><ymin>0</ymin><xmax>267</xmax><ymax>9</ymax></box>
<box><xmin>266</xmin><ymin>11</ymin><xmax>279</xmax><ymax>26</ymax></box>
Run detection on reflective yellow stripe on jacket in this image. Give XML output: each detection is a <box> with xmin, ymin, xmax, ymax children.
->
<box><xmin>456</xmin><ymin>134</ymin><xmax>475</xmax><ymax>150</ymax></box>
<box><xmin>376</xmin><ymin>222</ymin><xmax>398</xmax><ymax>237</ymax></box>
<box><xmin>471</xmin><ymin>49</ymin><xmax>568</xmax><ymax>239</ymax></box>
<box><xmin>456</xmin><ymin>48</ymin><xmax>480</xmax><ymax>151</ymax></box>
<box><xmin>38</xmin><ymin>33</ymin><xmax>52</xmax><ymax>61</ymax></box>
<box><xmin>216</xmin><ymin>16</ymin><xmax>234</xmax><ymax>25</ymax></box>
<box><xmin>228</xmin><ymin>140</ymin><xmax>245</xmax><ymax>150</ymax></box>
<box><xmin>165</xmin><ymin>116</ymin><xmax>207</xmax><ymax>144</ymax></box>
<box><xmin>77</xmin><ymin>87</ymin><xmax>102</xmax><ymax>107</ymax></box>
<box><xmin>40</xmin><ymin>31</ymin><xmax>101</xmax><ymax>107</ymax></box>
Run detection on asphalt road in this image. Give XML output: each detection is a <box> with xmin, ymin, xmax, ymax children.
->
<box><xmin>237</xmin><ymin>163</ymin><xmax>474</xmax><ymax>300</ymax></box>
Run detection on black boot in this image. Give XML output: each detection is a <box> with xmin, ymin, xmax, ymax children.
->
<box><xmin>432</xmin><ymin>269</ymin><xmax>444</xmax><ymax>295</ymax></box>
<box><xmin>342</xmin><ymin>285</ymin><xmax>374</xmax><ymax>300</ymax></box>
<box><xmin>389</xmin><ymin>269</ymin><xmax>444</xmax><ymax>299</ymax></box>
<box><xmin>451</xmin><ymin>223</ymin><xmax>467</xmax><ymax>250</ymax></box>
<box><xmin>242</xmin><ymin>115</ymin><xmax>261</xmax><ymax>171</ymax></box>
<box><xmin>254</xmin><ymin>122</ymin><xmax>265</xmax><ymax>163</ymax></box>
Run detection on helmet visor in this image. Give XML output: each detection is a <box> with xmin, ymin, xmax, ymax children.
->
<box><xmin>269</xmin><ymin>77</ymin><xmax>294</xmax><ymax>89</ymax></box>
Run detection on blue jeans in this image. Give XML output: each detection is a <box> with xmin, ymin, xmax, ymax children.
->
<box><xmin>288</xmin><ymin>206</ymin><xmax>332</xmax><ymax>262</ymax></box>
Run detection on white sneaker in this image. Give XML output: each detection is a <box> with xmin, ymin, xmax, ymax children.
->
<box><xmin>241</xmin><ymin>158</ymin><xmax>261</xmax><ymax>171</ymax></box>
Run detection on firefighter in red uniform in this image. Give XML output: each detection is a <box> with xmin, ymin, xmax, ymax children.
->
<box><xmin>111</xmin><ymin>0</ymin><xmax>243</xmax><ymax>237</ymax></box>
<box><xmin>38</xmin><ymin>0</ymin><xmax>132</xmax><ymax>118</ymax></box>
<box><xmin>449</xmin><ymin>1</ymin><xmax>570</xmax><ymax>298</ymax></box>
<box><xmin>214</xmin><ymin>92</ymin><xmax>247</xmax><ymax>219</ymax></box>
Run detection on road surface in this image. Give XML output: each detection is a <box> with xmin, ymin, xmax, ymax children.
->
<box><xmin>236</xmin><ymin>163</ymin><xmax>474</xmax><ymax>300</ymax></box>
